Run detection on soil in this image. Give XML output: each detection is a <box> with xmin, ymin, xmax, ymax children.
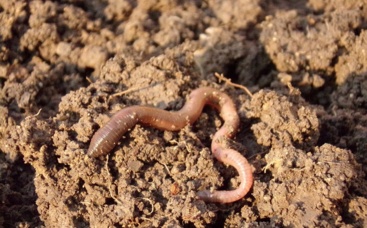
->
<box><xmin>1</xmin><ymin>0</ymin><xmax>367</xmax><ymax>227</ymax></box>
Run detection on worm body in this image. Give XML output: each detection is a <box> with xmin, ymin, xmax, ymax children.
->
<box><xmin>88</xmin><ymin>87</ymin><xmax>253</xmax><ymax>203</ymax></box>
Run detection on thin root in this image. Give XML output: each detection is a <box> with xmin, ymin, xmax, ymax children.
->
<box><xmin>138</xmin><ymin>197</ymin><xmax>155</xmax><ymax>215</ymax></box>
<box><xmin>110</xmin><ymin>86</ymin><xmax>142</xmax><ymax>97</ymax></box>
<box><xmin>214</xmin><ymin>72</ymin><xmax>253</xmax><ymax>97</ymax></box>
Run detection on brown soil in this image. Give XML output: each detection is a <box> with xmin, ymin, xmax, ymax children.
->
<box><xmin>1</xmin><ymin>0</ymin><xmax>367</xmax><ymax>227</ymax></box>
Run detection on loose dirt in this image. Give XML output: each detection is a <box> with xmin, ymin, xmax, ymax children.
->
<box><xmin>1</xmin><ymin>0</ymin><xmax>367</xmax><ymax>227</ymax></box>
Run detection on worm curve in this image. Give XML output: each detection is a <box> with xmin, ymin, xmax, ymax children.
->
<box><xmin>88</xmin><ymin>87</ymin><xmax>253</xmax><ymax>203</ymax></box>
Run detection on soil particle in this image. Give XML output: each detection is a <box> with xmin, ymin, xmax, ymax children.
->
<box><xmin>263</xmin><ymin>144</ymin><xmax>360</xmax><ymax>219</ymax></box>
<box><xmin>194</xmin><ymin>27</ymin><xmax>249</xmax><ymax>79</ymax></box>
<box><xmin>332</xmin><ymin>73</ymin><xmax>367</xmax><ymax>109</ymax></box>
<box><xmin>207</xmin><ymin>0</ymin><xmax>262</xmax><ymax>30</ymax></box>
<box><xmin>245</xmin><ymin>87</ymin><xmax>319</xmax><ymax>150</ymax></box>
<box><xmin>260</xmin><ymin>9</ymin><xmax>361</xmax><ymax>74</ymax></box>
<box><xmin>335</xmin><ymin>31</ymin><xmax>367</xmax><ymax>85</ymax></box>
<box><xmin>308</xmin><ymin>0</ymin><xmax>367</xmax><ymax>13</ymax></box>
<box><xmin>0</xmin><ymin>0</ymin><xmax>27</xmax><ymax>41</ymax></box>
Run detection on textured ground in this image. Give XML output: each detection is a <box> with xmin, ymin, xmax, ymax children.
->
<box><xmin>1</xmin><ymin>0</ymin><xmax>367</xmax><ymax>227</ymax></box>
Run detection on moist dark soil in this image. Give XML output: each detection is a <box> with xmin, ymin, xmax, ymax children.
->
<box><xmin>1</xmin><ymin>0</ymin><xmax>367</xmax><ymax>227</ymax></box>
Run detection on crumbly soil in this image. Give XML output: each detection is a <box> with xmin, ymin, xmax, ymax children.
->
<box><xmin>1</xmin><ymin>0</ymin><xmax>367</xmax><ymax>227</ymax></box>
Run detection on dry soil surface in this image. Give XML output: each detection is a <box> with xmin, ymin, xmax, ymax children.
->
<box><xmin>1</xmin><ymin>0</ymin><xmax>367</xmax><ymax>227</ymax></box>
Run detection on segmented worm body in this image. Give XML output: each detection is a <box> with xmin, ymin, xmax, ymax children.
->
<box><xmin>88</xmin><ymin>87</ymin><xmax>253</xmax><ymax>203</ymax></box>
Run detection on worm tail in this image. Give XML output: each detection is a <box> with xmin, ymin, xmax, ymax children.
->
<box><xmin>88</xmin><ymin>108</ymin><xmax>138</xmax><ymax>157</ymax></box>
<box><xmin>197</xmin><ymin>148</ymin><xmax>253</xmax><ymax>203</ymax></box>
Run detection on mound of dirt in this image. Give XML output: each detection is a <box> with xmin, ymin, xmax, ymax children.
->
<box><xmin>1</xmin><ymin>0</ymin><xmax>366</xmax><ymax>227</ymax></box>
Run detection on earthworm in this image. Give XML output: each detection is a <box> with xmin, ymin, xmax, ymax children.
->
<box><xmin>87</xmin><ymin>87</ymin><xmax>253</xmax><ymax>203</ymax></box>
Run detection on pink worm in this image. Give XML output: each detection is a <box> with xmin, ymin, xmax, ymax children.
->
<box><xmin>87</xmin><ymin>87</ymin><xmax>253</xmax><ymax>203</ymax></box>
